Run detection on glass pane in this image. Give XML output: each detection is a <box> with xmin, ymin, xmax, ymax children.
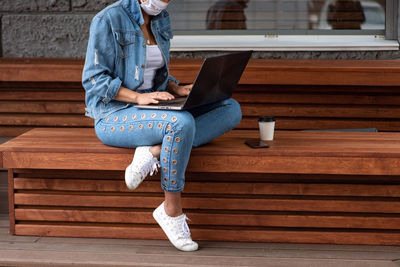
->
<box><xmin>167</xmin><ymin>0</ymin><xmax>385</xmax><ymax>33</ymax></box>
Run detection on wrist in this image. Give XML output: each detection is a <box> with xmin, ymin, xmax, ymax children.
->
<box><xmin>131</xmin><ymin>92</ymin><xmax>140</xmax><ymax>104</ymax></box>
<box><xmin>168</xmin><ymin>81</ymin><xmax>179</xmax><ymax>93</ymax></box>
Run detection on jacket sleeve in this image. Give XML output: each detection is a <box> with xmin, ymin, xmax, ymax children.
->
<box><xmin>82</xmin><ymin>17</ymin><xmax>122</xmax><ymax>105</ymax></box>
<box><xmin>168</xmin><ymin>74</ymin><xmax>179</xmax><ymax>85</ymax></box>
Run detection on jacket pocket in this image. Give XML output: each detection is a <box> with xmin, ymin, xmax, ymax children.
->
<box><xmin>114</xmin><ymin>30</ymin><xmax>137</xmax><ymax>58</ymax></box>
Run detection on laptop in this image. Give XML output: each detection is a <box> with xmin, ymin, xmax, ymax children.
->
<box><xmin>135</xmin><ymin>51</ymin><xmax>252</xmax><ymax>110</ymax></box>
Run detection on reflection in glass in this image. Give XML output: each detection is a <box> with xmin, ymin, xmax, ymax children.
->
<box><xmin>318</xmin><ymin>0</ymin><xmax>385</xmax><ymax>29</ymax></box>
<box><xmin>167</xmin><ymin>0</ymin><xmax>385</xmax><ymax>32</ymax></box>
<box><xmin>206</xmin><ymin>0</ymin><xmax>249</xmax><ymax>30</ymax></box>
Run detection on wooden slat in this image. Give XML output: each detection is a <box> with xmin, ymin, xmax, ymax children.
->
<box><xmin>0</xmin><ymin>101</ymin><xmax>85</xmax><ymax>114</ymax></box>
<box><xmin>8</xmin><ymin>169</ymin><xmax>15</xmax><ymax>234</ymax></box>
<box><xmin>4</xmin><ymin>152</ymin><xmax>400</xmax><ymax>175</ymax></box>
<box><xmin>2</xmin><ymin>58</ymin><xmax>400</xmax><ymax>86</ymax></box>
<box><xmin>0</xmin><ymin>90</ymin><xmax>84</xmax><ymax>101</ymax></box>
<box><xmin>241</xmin><ymin>104</ymin><xmax>400</xmax><ymax>119</ymax></box>
<box><xmin>14</xmin><ymin>224</ymin><xmax>400</xmax><ymax>245</ymax></box>
<box><xmin>6</xmin><ymin>146</ymin><xmax>400</xmax><ymax>174</ymax></box>
<box><xmin>171</xmin><ymin>59</ymin><xmax>400</xmax><ymax>86</ymax></box>
<box><xmin>3</xmin><ymin>102</ymin><xmax>400</xmax><ymax>118</ymax></box>
<box><xmin>4</xmin><ymin>128</ymin><xmax>400</xmax><ymax>155</ymax></box>
<box><xmin>239</xmin><ymin>117</ymin><xmax>400</xmax><ymax>131</ymax></box>
<box><xmin>13</xmin><ymin>178</ymin><xmax>400</xmax><ymax>197</ymax></box>
<box><xmin>14</xmin><ymin>208</ymin><xmax>400</xmax><ymax>230</ymax></box>
<box><xmin>233</xmin><ymin>91</ymin><xmax>400</xmax><ymax>105</ymax></box>
<box><xmin>0</xmin><ymin>126</ymin><xmax>82</xmax><ymax>138</ymax></box>
<box><xmin>0</xmin><ymin>114</ymin><xmax>92</xmax><ymax>127</ymax></box>
<box><xmin>13</xmin><ymin>193</ymin><xmax>400</xmax><ymax>213</ymax></box>
<box><xmin>1</xmin><ymin>117</ymin><xmax>399</xmax><ymax>132</ymax></box>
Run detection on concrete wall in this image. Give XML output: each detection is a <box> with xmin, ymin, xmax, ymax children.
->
<box><xmin>0</xmin><ymin>0</ymin><xmax>114</xmax><ymax>58</ymax></box>
<box><xmin>0</xmin><ymin>0</ymin><xmax>399</xmax><ymax>59</ymax></box>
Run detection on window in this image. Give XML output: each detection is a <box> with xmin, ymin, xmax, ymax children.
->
<box><xmin>167</xmin><ymin>0</ymin><xmax>397</xmax><ymax>50</ymax></box>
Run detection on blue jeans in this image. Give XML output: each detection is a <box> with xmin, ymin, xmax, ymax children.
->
<box><xmin>94</xmin><ymin>98</ymin><xmax>242</xmax><ymax>192</ymax></box>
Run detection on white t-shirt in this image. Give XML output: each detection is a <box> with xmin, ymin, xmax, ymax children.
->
<box><xmin>137</xmin><ymin>45</ymin><xmax>166</xmax><ymax>91</ymax></box>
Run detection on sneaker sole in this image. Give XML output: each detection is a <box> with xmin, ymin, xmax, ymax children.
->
<box><xmin>153</xmin><ymin>208</ymin><xmax>198</xmax><ymax>252</ymax></box>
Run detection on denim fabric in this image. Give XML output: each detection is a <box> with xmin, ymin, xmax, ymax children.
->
<box><xmin>82</xmin><ymin>0</ymin><xmax>179</xmax><ymax>120</ymax></box>
<box><xmin>94</xmin><ymin>98</ymin><xmax>242</xmax><ymax>192</ymax></box>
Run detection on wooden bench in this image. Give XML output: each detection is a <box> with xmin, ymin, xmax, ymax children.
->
<box><xmin>2</xmin><ymin>128</ymin><xmax>400</xmax><ymax>245</ymax></box>
<box><xmin>2</xmin><ymin>58</ymin><xmax>400</xmax><ymax>245</ymax></box>
<box><xmin>1</xmin><ymin>58</ymin><xmax>400</xmax><ymax>136</ymax></box>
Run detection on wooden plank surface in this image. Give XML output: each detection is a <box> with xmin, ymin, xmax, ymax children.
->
<box><xmin>13</xmin><ymin>193</ymin><xmax>400</xmax><ymax>213</ymax></box>
<box><xmin>14</xmin><ymin>178</ymin><xmax>400</xmax><ymax>197</ymax></box>
<box><xmin>5</xmin><ymin>212</ymin><xmax>400</xmax><ymax>267</ymax></box>
<box><xmin>2</xmin><ymin>58</ymin><xmax>400</xmax><ymax>86</ymax></box>
<box><xmin>14</xmin><ymin>208</ymin><xmax>400</xmax><ymax>230</ymax></box>
<box><xmin>4</xmin><ymin>128</ymin><xmax>400</xmax><ymax>156</ymax></box>
<box><xmin>3</xmin><ymin>129</ymin><xmax>400</xmax><ymax>174</ymax></box>
<box><xmin>2</xmin><ymin>117</ymin><xmax>400</xmax><ymax>134</ymax></box>
<box><xmin>3</xmin><ymin>101</ymin><xmax>400</xmax><ymax>119</ymax></box>
<box><xmin>13</xmin><ymin>224</ymin><xmax>400</xmax><ymax>245</ymax></box>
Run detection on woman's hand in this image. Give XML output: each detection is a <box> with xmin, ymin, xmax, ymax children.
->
<box><xmin>172</xmin><ymin>84</ymin><xmax>193</xmax><ymax>97</ymax></box>
<box><xmin>136</xmin><ymin>91</ymin><xmax>175</xmax><ymax>105</ymax></box>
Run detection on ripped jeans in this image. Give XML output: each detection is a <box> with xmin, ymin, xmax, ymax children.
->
<box><xmin>94</xmin><ymin>98</ymin><xmax>242</xmax><ymax>192</ymax></box>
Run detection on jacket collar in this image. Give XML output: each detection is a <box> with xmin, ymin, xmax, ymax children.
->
<box><xmin>121</xmin><ymin>0</ymin><xmax>145</xmax><ymax>25</ymax></box>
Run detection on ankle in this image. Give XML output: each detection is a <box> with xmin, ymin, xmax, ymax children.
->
<box><xmin>164</xmin><ymin>202</ymin><xmax>183</xmax><ymax>217</ymax></box>
<box><xmin>149</xmin><ymin>145</ymin><xmax>161</xmax><ymax>159</ymax></box>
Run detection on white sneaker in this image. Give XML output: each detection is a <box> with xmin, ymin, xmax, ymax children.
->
<box><xmin>153</xmin><ymin>202</ymin><xmax>199</xmax><ymax>252</ymax></box>
<box><xmin>125</xmin><ymin>146</ymin><xmax>160</xmax><ymax>190</ymax></box>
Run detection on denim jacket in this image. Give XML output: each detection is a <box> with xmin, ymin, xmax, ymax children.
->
<box><xmin>82</xmin><ymin>0</ymin><xmax>178</xmax><ymax>120</ymax></box>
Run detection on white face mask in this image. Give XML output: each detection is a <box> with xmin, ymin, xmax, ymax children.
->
<box><xmin>140</xmin><ymin>0</ymin><xmax>168</xmax><ymax>16</ymax></box>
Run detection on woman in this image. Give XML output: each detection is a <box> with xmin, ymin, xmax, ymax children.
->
<box><xmin>82</xmin><ymin>0</ymin><xmax>242</xmax><ymax>252</ymax></box>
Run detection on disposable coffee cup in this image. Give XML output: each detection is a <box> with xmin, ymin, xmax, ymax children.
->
<box><xmin>259</xmin><ymin>116</ymin><xmax>275</xmax><ymax>141</ymax></box>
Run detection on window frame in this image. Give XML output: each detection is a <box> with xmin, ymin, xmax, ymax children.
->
<box><xmin>169</xmin><ymin>0</ymin><xmax>399</xmax><ymax>51</ymax></box>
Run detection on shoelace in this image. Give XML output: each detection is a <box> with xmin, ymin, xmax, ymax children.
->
<box><xmin>175</xmin><ymin>214</ymin><xmax>191</xmax><ymax>240</ymax></box>
<box><xmin>139</xmin><ymin>158</ymin><xmax>160</xmax><ymax>179</ymax></box>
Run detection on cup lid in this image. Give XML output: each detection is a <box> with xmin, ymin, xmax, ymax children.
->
<box><xmin>259</xmin><ymin>116</ymin><xmax>275</xmax><ymax>122</ymax></box>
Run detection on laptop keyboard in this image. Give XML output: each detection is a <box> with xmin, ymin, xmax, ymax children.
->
<box><xmin>158</xmin><ymin>97</ymin><xmax>186</xmax><ymax>106</ymax></box>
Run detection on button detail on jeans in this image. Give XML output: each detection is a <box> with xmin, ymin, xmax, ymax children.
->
<box><xmin>163</xmin><ymin>168</ymin><xmax>168</xmax><ymax>172</ymax></box>
<box><xmin>148</xmin><ymin>123</ymin><xmax>153</xmax><ymax>128</ymax></box>
<box><xmin>123</xmin><ymin>116</ymin><xmax>127</xmax><ymax>121</ymax></box>
<box><xmin>171</xmin><ymin>180</ymin><xmax>176</xmax><ymax>184</ymax></box>
<box><xmin>111</xmin><ymin>127</ymin><xmax>115</xmax><ymax>132</ymax></box>
<box><xmin>172</xmin><ymin>116</ymin><xmax>177</xmax><ymax>122</ymax></box>
<box><xmin>120</xmin><ymin>126</ymin><xmax>124</xmax><ymax>131</ymax></box>
<box><xmin>114</xmin><ymin>116</ymin><xmax>118</xmax><ymax>121</ymax></box>
<box><xmin>165</xmin><ymin>147</ymin><xmax>169</xmax><ymax>152</ymax></box>
<box><xmin>129</xmin><ymin>125</ymin><xmax>134</xmax><ymax>131</ymax></box>
<box><xmin>132</xmin><ymin>114</ymin><xmax>137</xmax><ymax>120</ymax></box>
<box><xmin>152</xmin><ymin>113</ymin><xmax>157</xmax><ymax>118</ymax></box>
<box><xmin>172</xmin><ymin>170</ymin><xmax>177</xmax><ymax>175</ymax></box>
<box><xmin>102</xmin><ymin>127</ymin><xmax>106</xmax><ymax>131</ymax></box>
<box><xmin>175</xmin><ymin>137</ymin><xmax>181</xmax><ymax>142</ymax></box>
<box><xmin>162</xmin><ymin>114</ymin><xmax>167</xmax><ymax>119</ymax></box>
<box><xmin>173</xmin><ymin>149</ymin><xmax>178</xmax><ymax>154</ymax></box>
<box><xmin>167</xmin><ymin>136</ymin><xmax>172</xmax><ymax>142</ymax></box>
<box><xmin>172</xmin><ymin>160</ymin><xmax>177</xmax><ymax>165</ymax></box>
<box><xmin>105</xmin><ymin>117</ymin><xmax>110</xmax><ymax>121</ymax></box>
<box><xmin>166</xmin><ymin>125</ymin><xmax>171</xmax><ymax>130</ymax></box>
<box><xmin>141</xmin><ymin>114</ymin><xmax>146</xmax><ymax>119</ymax></box>
<box><xmin>163</xmin><ymin>158</ymin><xmax>167</xmax><ymax>163</ymax></box>
<box><xmin>158</xmin><ymin>123</ymin><xmax>163</xmax><ymax>129</ymax></box>
<box><xmin>139</xmin><ymin>124</ymin><xmax>143</xmax><ymax>129</ymax></box>
<box><xmin>163</xmin><ymin>177</ymin><xmax>168</xmax><ymax>182</ymax></box>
